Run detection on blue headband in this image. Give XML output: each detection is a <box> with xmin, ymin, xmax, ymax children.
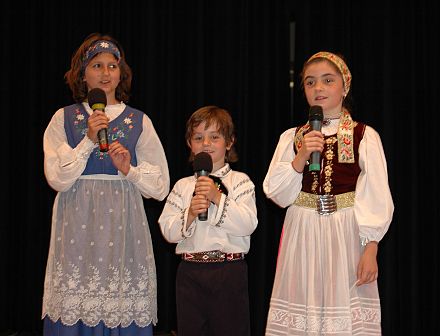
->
<box><xmin>82</xmin><ymin>40</ymin><xmax>121</xmax><ymax>69</ymax></box>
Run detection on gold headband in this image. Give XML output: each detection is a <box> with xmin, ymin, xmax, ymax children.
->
<box><xmin>307</xmin><ymin>51</ymin><xmax>352</xmax><ymax>95</ymax></box>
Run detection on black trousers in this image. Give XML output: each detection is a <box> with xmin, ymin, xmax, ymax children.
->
<box><xmin>176</xmin><ymin>259</ymin><xmax>251</xmax><ymax>336</ymax></box>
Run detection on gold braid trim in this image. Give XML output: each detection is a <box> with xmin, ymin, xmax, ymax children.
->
<box><xmin>294</xmin><ymin>108</ymin><xmax>357</xmax><ymax>164</ymax></box>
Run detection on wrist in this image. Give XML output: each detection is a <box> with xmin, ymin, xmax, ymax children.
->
<box><xmin>292</xmin><ymin>157</ymin><xmax>305</xmax><ymax>173</ymax></box>
<box><xmin>119</xmin><ymin>164</ymin><xmax>131</xmax><ymax>176</ymax></box>
<box><xmin>212</xmin><ymin>191</ymin><xmax>222</xmax><ymax>205</ymax></box>
<box><xmin>364</xmin><ymin>241</ymin><xmax>378</xmax><ymax>254</ymax></box>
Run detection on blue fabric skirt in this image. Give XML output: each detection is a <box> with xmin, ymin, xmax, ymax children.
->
<box><xmin>43</xmin><ymin>317</ymin><xmax>153</xmax><ymax>336</ymax></box>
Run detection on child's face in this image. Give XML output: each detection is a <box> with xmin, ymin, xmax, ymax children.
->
<box><xmin>303</xmin><ymin>60</ymin><xmax>345</xmax><ymax>117</ymax></box>
<box><xmin>188</xmin><ymin>121</ymin><xmax>232</xmax><ymax>172</ymax></box>
<box><xmin>83</xmin><ymin>52</ymin><xmax>121</xmax><ymax>105</ymax></box>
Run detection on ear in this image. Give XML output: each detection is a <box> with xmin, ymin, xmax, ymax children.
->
<box><xmin>186</xmin><ymin>139</ymin><xmax>192</xmax><ymax>149</ymax></box>
<box><xmin>226</xmin><ymin>137</ymin><xmax>235</xmax><ymax>151</ymax></box>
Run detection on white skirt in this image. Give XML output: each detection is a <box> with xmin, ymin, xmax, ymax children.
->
<box><xmin>42</xmin><ymin>177</ymin><xmax>157</xmax><ymax>328</ymax></box>
<box><xmin>265</xmin><ymin>205</ymin><xmax>381</xmax><ymax>335</ymax></box>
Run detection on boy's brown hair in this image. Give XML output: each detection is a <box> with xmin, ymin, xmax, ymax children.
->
<box><xmin>185</xmin><ymin>106</ymin><xmax>238</xmax><ymax>163</ymax></box>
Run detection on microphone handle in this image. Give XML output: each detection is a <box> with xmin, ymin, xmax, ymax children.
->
<box><xmin>97</xmin><ymin>128</ymin><xmax>109</xmax><ymax>152</ymax></box>
<box><xmin>93</xmin><ymin>107</ymin><xmax>109</xmax><ymax>152</ymax></box>
<box><xmin>196</xmin><ymin>170</ymin><xmax>210</xmax><ymax>221</ymax></box>
<box><xmin>309</xmin><ymin>151</ymin><xmax>321</xmax><ymax>171</ymax></box>
<box><xmin>309</xmin><ymin>119</ymin><xmax>322</xmax><ymax>171</ymax></box>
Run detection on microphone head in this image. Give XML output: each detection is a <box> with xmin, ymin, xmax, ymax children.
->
<box><xmin>309</xmin><ymin>105</ymin><xmax>323</xmax><ymax>121</ymax></box>
<box><xmin>193</xmin><ymin>152</ymin><xmax>213</xmax><ymax>173</ymax></box>
<box><xmin>87</xmin><ymin>88</ymin><xmax>107</xmax><ymax>110</ymax></box>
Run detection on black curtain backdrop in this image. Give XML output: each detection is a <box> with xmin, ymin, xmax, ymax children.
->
<box><xmin>1</xmin><ymin>0</ymin><xmax>438</xmax><ymax>335</ymax></box>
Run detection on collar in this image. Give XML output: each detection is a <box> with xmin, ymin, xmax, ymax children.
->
<box><xmin>210</xmin><ymin>163</ymin><xmax>231</xmax><ymax>178</ymax></box>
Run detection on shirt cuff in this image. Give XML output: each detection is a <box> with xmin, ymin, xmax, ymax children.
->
<box><xmin>58</xmin><ymin>137</ymin><xmax>96</xmax><ymax>167</ymax></box>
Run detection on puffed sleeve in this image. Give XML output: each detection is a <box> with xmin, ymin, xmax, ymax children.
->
<box><xmin>43</xmin><ymin>108</ymin><xmax>96</xmax><ymax>192</ymax></box>
<box><xmin>354</xmin><ymin>126</ymin><xmax>394</xmax><ymax>243</ymax></box>
<box><xmin>263</xmin><ymin>128</ymin><xmax>304</xmax><ymax>208</ymax></box>
<box><xmin>211</xmin><ymin>174</ymin><xmax>258</xmax><ymax>236</ymax></box>
<box><xmin>124</xmin><ymin>114</ymin><xmax>170</xmax><ymax>201</ymax></box>
<box><xmin>158</xmin><ymin>179</ymin><xmax>191</xmax><ymax>243</ymax></box>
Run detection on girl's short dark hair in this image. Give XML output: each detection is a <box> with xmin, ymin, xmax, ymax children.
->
<box><xmin>65</xmin><ymin>32</ymin><xmax>132</xmax><ymax>103</ymax></box>
<box><xmin>185</xmin><ymin>106</ymin><xmax>238</xmax><ymax>163</ymax></box>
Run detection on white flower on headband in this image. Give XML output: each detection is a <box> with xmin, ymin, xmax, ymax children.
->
<box><xmin>100</xmin><ymin>42</ymin><xmax>110</xmax><ymax>48</ymax></box>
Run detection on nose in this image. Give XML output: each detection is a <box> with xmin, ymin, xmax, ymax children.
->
<box><xmin>315</xmin><ymin>81</ymin><xmax>324</xmax><ymax>91</ymax></box>
<box><xmin>203</xmin><ymin>137</ymin><xmax>211</xmax><ymax>146</ymax></box>
<box><xmin>102</xmin><ymin>66</ymin><xmax>110</xmax><ymax>75</ymax></box>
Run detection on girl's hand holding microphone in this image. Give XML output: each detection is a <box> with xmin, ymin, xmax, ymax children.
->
<box><xmin>292</xmin><ymin>130</ymin><xmax>324</xmax><ymax>173</ymax></box>
<box><xmin>87</xmin><ymin>110</ymin><xmax>109</xmax><ymax>143</ymax></box>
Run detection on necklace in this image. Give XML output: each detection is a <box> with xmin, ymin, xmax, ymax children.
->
<box><xmin>322</xmin><ymin>111</ymin><xmax>343</xmax><ymax>126</ymax></box>
<box><xmin>322</xmin><ymin>117</ymin><xmax>340</xmax><ymax>126</ymax></box>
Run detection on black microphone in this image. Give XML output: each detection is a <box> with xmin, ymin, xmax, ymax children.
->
<box><xmin>87</xmin><ymin>88</ymin><xmax>109</xmax><ymax>152</ymax></box>
<box><xmin>308</xmin><ymin>105</ymin><xmax>324</xmax><ymax>171</ymax></box>
<box><xmin>193</xmin><ymin>152</ymin><xmax>213</xmax><ymax>221</ymax></box>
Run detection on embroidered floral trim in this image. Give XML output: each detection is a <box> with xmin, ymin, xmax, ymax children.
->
<box><xmin>234</xmin><ymin>188</ymin><xmax>255</xmax><ymax>202</ymax></box>
<box><xmin>294</xmin><ymin>109</ymin><xmax>357</xmax><ymax>165</ymax></box>
<box><xmin>170</xmin><ymin>189</ymin><xmax>182</xmax><ymax>198</ymax></box>
<box><xmin>73</xmin><ymin>108</ymin><xmax>88</xmax><ymax>136</ymax></box>
<box><xmin>310</xmin><ymin>136</ymin><xmax>337</xmax><ymax>194</ymax></box>
<box><xmin>180</xmin><ymin>209</ymin><xmax>187</xmax><ymax>238</ymax></box>
<box><xmin>93</xmin><ymin>111</ymin><xmax>138</xmax><ymax>160</ymax></box>
<box><xmin>338</xmin><ymin>109</ymin><xmax>357</xmax><ymax>163</ymax></box>
<box><xmin>233</xmin><ymin>178</ymin><xmax>251</xmax><ymax>191</ymax></box>
<box><xmin>267</xmin><ymin>306</ymin><xmax>380</xmax><ymax>333</ymax></box>
<box><xmin>44</xmin><ymin>261</ymin><xmax>156</xmax><ymax>328</ymax></box>
<box><xmin>166</xmin><ymin>199</ymin><xmax>183</xmax><ymax>212</ymax></box>
<box><xmin>216</xmin><ymin>165</ymin><xmax>231</xmax><ymax>177</ymax></box>
<box><xmin>294</xmin><ymin>124</ymin><xmax>309</xmax><ymax>153</ymax></box>
<box><xmin>323</xmin><ymin>136</ymin><xmax>337</xmax><ymax>193</ymax></box>
<box><xmin>216</xmin><ymin>196</ymin><xmax>230</xmax><ymax>227</ymax></box>
<box><xmin>166</xmin><ymin>190</ymin><xmax>184</xmax><ymax>211</ymax></box>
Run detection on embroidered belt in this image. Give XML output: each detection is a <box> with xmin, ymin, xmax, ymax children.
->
<box><xmin>181</xmin><ymin>250</ymin><xmax>245</xmax><ymax>263</ymax></box>
<box><xmin>293</xmin><ymin>191</ymin><xmax>355</xmax><ymax>215</ymax></box>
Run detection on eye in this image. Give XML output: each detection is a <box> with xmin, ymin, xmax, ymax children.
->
<box><xmin>192</xmin><ymin>135</ymin><xmax>202</xmax><ymax>142</ymax></box>
<box><xmin>304</xmin><ymin>79</ymin><xmax>314</xmax><ymax>87</ymax></box>
<box><xmin>109</xmin><ymin>64</ymin><xmax>119</xmax><ymax>69</ymax></box>
<box><xmin>91</xmin><ymin>63</ymin><xmax>101</xmax><ymax>69</ymax></box>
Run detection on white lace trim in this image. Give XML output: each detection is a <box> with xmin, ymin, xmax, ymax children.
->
<box><xmin>267</xmin><ymin>298</ymin><xmax>381</xmax><ymax>335</ymax></box>
<box><xmin>43</xmin><ymin>260</ymin><xmax>157</xmax><ymax>328</ymax></box>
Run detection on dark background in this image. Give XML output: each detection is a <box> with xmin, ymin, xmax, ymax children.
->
<box><xmin>1</xmin><ymin>0</ymin><xmax>437</xmax><ymax>335</ymax></box>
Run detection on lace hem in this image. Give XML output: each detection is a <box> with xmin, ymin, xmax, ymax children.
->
<box><xmin>43</xmin><ymin>261</ymin><xmax>157</xmax><ymax>328</ymax></box>
<box><xmin>42</xmin><ymin>313</ymin><xmax>157</xmax><ymax>328</ymax></box>
<box><xmin>266</xmin><ymin>299</ymin><xmax>381</xmax><ymax>334</ymax></box>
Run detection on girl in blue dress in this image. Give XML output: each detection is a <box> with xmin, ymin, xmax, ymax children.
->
<box><xmin>42</xmin><ymin>32</ymin><xmax>169</xmax><ymax>336</ymax></box>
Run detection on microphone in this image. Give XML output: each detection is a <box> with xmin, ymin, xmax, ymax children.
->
<box><xmin>308</xmin><ymin>105</ymin><xmax>324</xmax><ymax>171</ymax></box>
<box><xmin>87</xmin><ymin>88</ymin><xmax>109</xmax><ymax>152</ymax></box>
<box><xmin>193</xmin><ymin>152</ymin><xmax>213</xmax><ymax>221</ymax></box>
